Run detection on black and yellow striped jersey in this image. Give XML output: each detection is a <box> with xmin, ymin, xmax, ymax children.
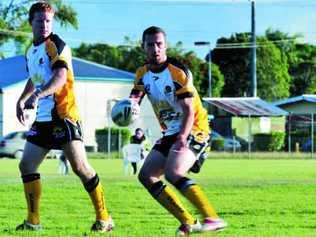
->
<box><xmin>26</xmin><ymin>33</ymin><xmax>80</xmax><ymax>122</ymax></box>
<box><xmin>131</xmin><ymin>58</ymin><xmax>209</xmax><ymax>137</ymax></box>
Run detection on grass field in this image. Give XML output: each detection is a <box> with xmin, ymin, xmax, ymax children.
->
<box><xmin>1</xmin><ymin>156</ymin><xmax>316</xmax><ymax>237</ymax></box>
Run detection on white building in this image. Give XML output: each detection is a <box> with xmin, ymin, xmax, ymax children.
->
<box><xmin>0</xmin><ymin>55</ymin><xmax>160</xmax><ymax>149</ymax></box>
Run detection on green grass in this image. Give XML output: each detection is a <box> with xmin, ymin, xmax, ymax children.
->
<box><xmin>0</xmin><ymin>157</ymin><xmax>316</xmax><ymax>237</ymax></box>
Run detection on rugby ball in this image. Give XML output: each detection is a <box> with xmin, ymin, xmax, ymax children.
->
<box><xmin>111</xmin><ymin>99</ymin><xmax>140</xmax><ymax>127</ymax></box>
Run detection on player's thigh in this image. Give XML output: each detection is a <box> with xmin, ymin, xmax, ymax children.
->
<box><xmin>165</xmin><ymin>147</ymin><xmax>196</xmax><ymax>181</ymax></box>
<box><xmin>63</xmin><ymin>140</ymin><xmax>95</xmax><ymax>180</ymax></box>
<box><xmin>19</xmin><ymin>142</ymin><xmax>48</xmax><ymax>174</ymax></box>
<box><xmin>139</xmin><ymin>149</ymin><xmax>166</xmax><ymax>185</ymax></box>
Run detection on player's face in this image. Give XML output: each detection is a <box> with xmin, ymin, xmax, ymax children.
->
<box><xmin>143</xmin><ymin>32</ymin><xmax>167</xmax><ymax>65</ymax></box>
<box><xmin>30</xmin><ymin>11</ymin><xmax>54</xmax><ymax>44</ymax></box>
<box><xmin>135</xmin><ymin>130</ymin><xmax>143</xmax><ymax>139</ymax></box>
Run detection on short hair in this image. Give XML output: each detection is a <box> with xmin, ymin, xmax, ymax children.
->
<box><xmin>135</xmin><ymin>128</ymin><xmax>143</xmax><ymax>133</ymax></box>
<box><xmin>142</xmin><ymin>26</ymin><xmax>166</xmax><ymax>43</ymax></box>
<box><xmin>28</xmin><ymin>1</ymin><xmax>55</xmax><ymax>23</ymax></box>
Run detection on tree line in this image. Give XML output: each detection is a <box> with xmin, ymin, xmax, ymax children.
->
<box><xmin>1</xmin><ymin>1</ymin><xmax>315</xmax><ymax>101</ymax></box>
<box><xmin>73</xmin><ymin>30</ymin><xmax>316</xmax><ymax>101</ymax></box>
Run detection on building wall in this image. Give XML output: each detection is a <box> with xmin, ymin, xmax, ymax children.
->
<box><xmin>232</xmin><ymin>117</ymin><xmax>286</xmax><ymax>142</ymax></box>
<box><xmin>2</xmin><ymin>83</ymin><xmax>32</xmax><ymax>137</ymax></box>
<box><xmin>280</xmin><ymin>102</ymin><xmax>316</xmax><ymax>114</ymax></box>
<box><xmin>0</xmin><ymin>93</ymin><xmax>3</xmax><ymax>136</ymax></box>
<box><xmin>1</xmin><ymin>80</ymin><xmax>160</xmax><ymax>149</ymax></box>
<box><xmin>74</xmin><ymin>80</ymin><xmax>160</xmax><ymax>147</ymax></box>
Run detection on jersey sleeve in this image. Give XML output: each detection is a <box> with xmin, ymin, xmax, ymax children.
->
<box><xmin>130</xmin><ymin>66</ymin><xmax>147</xmax><ymax>96</ymax></box>
<box><xmin>168</xmin><ymin>63</ymin><xmax>195</xmax><ymax>99</ymax></box>
<box><xmin>45</xmin><ymin>34</ymin><xmax>72</xmax><ymax>70</ymax></box>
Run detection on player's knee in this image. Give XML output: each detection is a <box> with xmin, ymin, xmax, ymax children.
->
<box><xmin>138</xmin><ymin>170</ymin><xmax>158</xmax><ymax>189</ymax></box>
<box><xmin>19</xmin><ymin>159</ymin><xmax>34</xmax><ymax>174</ymax></box>
<box><xmin>173</xmin><ymin>177</ymin><xmax>196</xmax><ymax>192</ymax></box>
<box><xmin>18</xmin><ymin>160</ymin><xmax>26</xmax><ymax>173</ymax></box>
<box><xmin>165</xmin><ymin>170</ymin><xmax>182</xmax><ymax>184</ymax></box>
<box><xmin>138</xmin><ymin>169</ymin><xmax>147</xmax><ymax>186</ymax></box>
<box><xmin>84</xmin><ymin>174</ymin><xmax>99</xmax><ymax>193</ymax></box>
<box><xmin>148</xmin><ymin>180</ymin><xmax>166</xmax><ymax>199</ymax></box>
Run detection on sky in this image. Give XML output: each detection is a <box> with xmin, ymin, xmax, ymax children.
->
<box><xmin>51</xmin><ymin>0</ymin><xmax>316</xmax><ymax>59</ymax></box>
<box><xmin>2</xmin><ymin>0</ymin><xmax>316</xmax><ymax>59</ymax></box>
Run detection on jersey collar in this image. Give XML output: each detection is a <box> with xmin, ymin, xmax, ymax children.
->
<box><xmin>33</xmin><ymin>33</ymin><xmax>53</xmax><ymax>46</ymax></box>
<box><xmin>148</xmin><ymin>58</ymin><xmax>169</xmax><ymax>73</ymax></box>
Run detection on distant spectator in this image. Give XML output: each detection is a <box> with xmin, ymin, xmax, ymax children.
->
<box><xmin>130</xmin><ymin>128</ymin><xmax>146</xmax><ymax>174</ymax></box>
<box><xmin>59</xmin><ymin>152</ymin><xmax>69</xmax><ymax>175</ymax></box>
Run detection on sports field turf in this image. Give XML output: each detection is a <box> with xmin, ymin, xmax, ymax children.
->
<box><xmin>0</xmin><ymin>156</ymin><xmax>316</xmax><ymax>237</ymax></box>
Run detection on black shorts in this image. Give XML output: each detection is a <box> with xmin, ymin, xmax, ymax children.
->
<box><xmin>153</xmin><ymin>132</ymin><xmax>210</xmax><ymax>158</ymax></box>
<box><xmin>26</xmin><ymin>119</ymin><xmax>83</xmax><ymax>150</ymax></box>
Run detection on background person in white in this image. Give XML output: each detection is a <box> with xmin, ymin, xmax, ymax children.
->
<box><xmin>15</xmin><ymin>2</ymin><xmax>113</xmax><ymax>232</ymax></box>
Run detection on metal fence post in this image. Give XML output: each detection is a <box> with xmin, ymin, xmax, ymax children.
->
<box><xmin>288</xmin><ymin>113</ymin><xmax>291</xmax><ymax>154</ymax></box>
<box><xmin>118</xmin><ymin>129</ymin><xmax>122</xmax><ymax>159</ymax></box>
<box><xmin>312</xmin><ymin>113</ymin><xmax>314</xmax><ymax>158</ymax></box>
<box><xmin>106</xmin><ymin>100</ymin><xmax>112</xmax><ymax>159</ymax></box>
<box><xmin>248</xmin><ymin>114</ymin><xmax>252</xmax><ymax>158</ymax></box>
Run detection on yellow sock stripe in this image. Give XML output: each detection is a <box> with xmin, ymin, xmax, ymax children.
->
<box><xmin>89</xmin><ymin>182</ymin><xmax>109</xmax><ymax>221</ymax></box>
<box><xmin>23</xmin><ymin>179</ymin><xmax>41</xmax><ymax>224</ymax></box>
<box><xmin>156</xmin><ymin>186</ymin><xmax>196</xmax><ymax>225</ymax></box>
<box><xmin>182</xmin><ymin>184</ymin><xmax>219</xmax><ymax>219</ymax></box>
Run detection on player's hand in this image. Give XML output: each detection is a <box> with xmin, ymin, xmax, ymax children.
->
<box><xmin>172</xmin><ymin>135</ymin><xmax>188</xmax><ymax>152</ymax></box>
<box><xmin>16</xmin><ymin>100</ymin><xmax>26</xmax><ymax>126</ymax></box>
<box><xmin>24</xmin><ymin>93</ymin><xmax>38</xmax><ymax>109</ymax></box>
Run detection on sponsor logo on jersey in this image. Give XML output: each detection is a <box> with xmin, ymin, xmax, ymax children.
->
<box><xmin>159</xmin><ymin>109</ymin><xmax>181</xmax><ymax>121</ymax></box>
<box><xmin>39</xmin><ymin>57</ymin><xmax>44</xmax><ymax>65</ymax></box>
<box><xmin>53</xmin><ymin>126</ymin><xmax>66</xmax><ymax>139</ymax></box>
<box><xmin>164</xmin><ymin>85</ymin><xmax>172</xmax><ymax>94</ymax></box>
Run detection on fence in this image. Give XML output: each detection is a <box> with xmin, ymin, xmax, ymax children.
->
<box><xmin>94</xmin><ymin>114</ymin><xmax>316</xmax><ymax>158</ymax></box>
<box><xmin>212</xmin><ymin>113</ymin><xmax>316</xmax><ymax>157</ymax></box>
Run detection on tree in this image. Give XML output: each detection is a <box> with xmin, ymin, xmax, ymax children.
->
<box><xmin>212</xmin><ymin>33</ymin><xmax>291</xmax><ymax>101</ymax></box>
<box><xmin>0</xmin><ymin>0</ymin><xmax>78</xmax><ymax>56</ymax></box>
<box><xmin>265</xmin><ymin>28</ymin><xmax>301</xmax><ymax>67</ymax></box>
<box><xmin>211</xmin><ymin>64</ymin><xmax>225</xmax><ymax>97</ymax></box>
<box><xmin>265</xmin><ymin>29</ymin><xmax>316</xmax><ymax>96</ymax></box>
<box><xmin>212</xmin><ymin>33</ymin><xmax>253</xmax><ymax>97</ymax></box>
<box><xmin>167</xmin><ymin>42</ymin><xmax>224</xmax><ymax>97</ymax></box>
<box><xmin>289</xmin><ymin>44</ymin><xmax>316</xmax><ymax>95</ymax></box>
<box><xmin>256</xmin><ymin>38</ymin><xmax>291</xmax><ymax>100</ymax></box>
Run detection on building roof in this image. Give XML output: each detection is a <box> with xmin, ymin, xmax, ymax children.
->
<box><xmin>73</xmin><ymin>57</ymin><xmax>134</xmax><ymax>80</ymax></box>
<box><xmin>203</xmin><ymin>97</ymin><xmax>288</xmax><ymax>117</ymax></box>
<box><xmin>272</xmin><ymin>95</ymin><xmax>316</xmax><ymax>106</ymax></box>
<box><xmin>0</xmin><ymin>55</ymin><xmax>134</xmax><ymax>89</ymax></box>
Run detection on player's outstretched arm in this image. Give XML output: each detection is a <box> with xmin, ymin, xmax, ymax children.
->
<box><xmin>35</xmin><ymin>67</ymin><xmax>67</xmax><ymax>99</ymax></box>
<box><xmin>174</xmin><ymin>97</ymin><xmax>195</xmax><ymax>151</ymax></box>
<box><xmin>130</xmin><ymin>90</ymin><xmax>145</xmax><ymax>105</ymax></box>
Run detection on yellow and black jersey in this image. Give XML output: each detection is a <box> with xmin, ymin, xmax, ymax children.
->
<box><xmin>26</xmin><ymin>33</ymin><xmax>80</xmax><ymax>122</ymax></box>
<box><xmin>131</xmin><ymin>58</ymin><xmax>209</xmax><ymax>137</ymax></box>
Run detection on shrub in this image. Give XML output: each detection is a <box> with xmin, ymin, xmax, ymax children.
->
<box><xmin>95</xmin><ymin>127</ymin><xmax>131</xmax><ymax>152</ymax></box>
<box><xmin>211</xmin><ymin>138</ymin><xmax>225</xmax><ymax>151</ymax></box>
<box><xmin>253</xmin><ymin>132</ymin><xmax>285</xmax><ymax>151</ymax></box>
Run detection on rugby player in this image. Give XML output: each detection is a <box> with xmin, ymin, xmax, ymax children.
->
<box><xmin>15</xmin><ymin>2</ymin><xmax>113</xmax><ymax>233</ymax></box>
<box><xmin>130</xmin><ymin>26</ymin><xmax>227</xmax><ymax>236</ymax></box>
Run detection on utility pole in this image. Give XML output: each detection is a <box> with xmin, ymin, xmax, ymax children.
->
<box><xmin>250</xmin><ymin>0</ymin><xmax>257</xmax><ymax>97</ymax></box>
<box><xmin>194</xmin><ymin>41</ymin><xmax>212</xmax><ymax>97</ymax></box>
